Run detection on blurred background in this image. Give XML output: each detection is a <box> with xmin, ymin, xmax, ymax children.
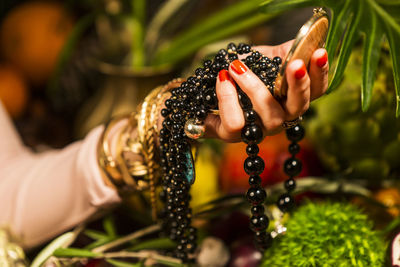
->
<box><xmin>1</xmin><ymin>0</ymin><xmax>400</xmax><ymax>266</ymax></box>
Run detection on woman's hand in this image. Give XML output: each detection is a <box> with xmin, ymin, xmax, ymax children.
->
<box><xmin>204</xmin><ymin>40</ymin><xmax>329</xmax><ymax>142</ymax></box>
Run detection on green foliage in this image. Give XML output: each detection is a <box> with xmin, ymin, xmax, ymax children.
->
<box><xmin>262</xmin><ymin>201</ymin><xmax>386</xmax><ymax>267</ymax></box>
<box><xmin>306</xmin><ymin>49</ymin><xmax>400</xmax><ymax>180</ymax></box>
<box><xmin>261</xmin><ymin>0</ymin><xmax>400</xmax><ymax>116</ymax></box>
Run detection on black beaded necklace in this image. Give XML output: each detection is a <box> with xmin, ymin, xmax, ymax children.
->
<box><xmin>158</xmin><ymin>42</ymin><xmax>304</xmax><ymax>261</ymax></box>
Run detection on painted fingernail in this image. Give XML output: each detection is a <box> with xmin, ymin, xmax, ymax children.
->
<box><xmin>231</xmin><ymin>59</ymin><xmax>247</xmax><ymax>75</ymax></box>
<box><xmin>218</xmin><ymin>69</ymin><xmax>230</xmax><ymax>81</ymax></box>
<box><xmin>294</xmin><ymin>64</ymin><xmax>307</xmax><ymax>80</ymax></box>
<box><xmin>316</xmin><ymin>51</ymin><xmax>328</xmax><ymax>68</ymax></box>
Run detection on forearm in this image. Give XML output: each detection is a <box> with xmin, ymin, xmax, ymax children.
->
<box><xmin>0</xmin><ymin>102</ymin><xmax>120</xmax><ymax>248</ymax></box>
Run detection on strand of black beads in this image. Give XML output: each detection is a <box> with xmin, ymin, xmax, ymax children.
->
<box><xmin>277</xmin><ymin>124</ymin><xmax>305</xmax><ymax>213</ymax></box>
<box><xmin>231</xmin><ymin>43</ymin><xmax>282</xmax><ymax>250</ymax></box>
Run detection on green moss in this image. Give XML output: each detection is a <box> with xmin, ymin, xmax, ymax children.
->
<box><xmin>262</xmin><ymin>202</ymin><xmax>386</xmax><ymax>267</ymax></box>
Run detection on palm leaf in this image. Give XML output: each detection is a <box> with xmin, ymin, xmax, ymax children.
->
<box><xmin>261</xmin><ymin>0</ymin><xmax>400</xmax><ymax>115</ymax></box>
<box><xmin>361</xmin><ymin>5</ymin><xmax>384</xmax><ymax>111</ymax></box>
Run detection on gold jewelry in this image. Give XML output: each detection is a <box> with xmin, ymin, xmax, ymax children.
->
<box><xmin>282</xmin><ymin>116</ymin><xmax>303</xmax><ymax>129</ymax></box>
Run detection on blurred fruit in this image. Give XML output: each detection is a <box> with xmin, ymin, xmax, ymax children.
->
<box><xmin>229</xmin><ymin>238</ymin><xmax>262</xmax><ymax>267</ymax></box>
<box><xmin>306</xmin><ymin>47</ymin><xmax>400</xmax><ymax>180</ymax></box>
<box><xmin>0</xmin><ymin>64</ymin><xmax>28</xmax><ymax>118</ymax></box>
<box><xmin>374</xmin><ymin>187</ymin><xmax>400</xmax><ymax>217</ymax></box>
<box><xmin>191</xmin><ymin>145</ymin><xmax>221</xmax><ymax>210</ymax></box>
<box><xmin>219</xmin><ymin>132</ymin><xmax>323</xmax><ymax>193</ymax></box>
<box><xmin>0</xmin><ymin>1</ymin><xmax>74</xmax><ymax>85</ymax></box>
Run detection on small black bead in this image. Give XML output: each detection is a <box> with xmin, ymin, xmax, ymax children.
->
<box><xmin>249</xmin><ymin>214</ymin><xmax>269</xmax><ymax>232</ymax></box>
<box><xmin>228</xmin><ymin>53</ymin><xmax>238</xmax><ymax>61</ymax></box>
<box><xmin>195</xmin><ymin>108</ymin><xmax>207</xmax><ymax>120</ymax></box>
<box><xmin>165</xmin><ymin>99</ymin><xmax>173</xmax><ymax>108</ymax></box>
<box><xmin>246</xmin><ymin>186</ymin><xmax>266</xmax><ymax>205</ymax></box>
<box><xmin>227</xmin><ymin>43</ymin><xmax>237</xmax><ymax>52</ymax></box>
<box><xmin>244</xmin><ymin>109</ymin><xmax>257</xmax><ymax>122</ymax></box>
<box><xmin>241</xmin><ymin>123</ymin><xmax>263</xmax><ymax>144</ymax></box>
<box><xmin>277</xmin><ymin>193</ymin><xmax>294</xmax><ymax>212</ymax></box>
<box><xmin>245</xmin><ymin>55</ymin><xmax>256</xmax><ymax>65</ymax></box>
<box><xmin>288</xmin><ymin>142</ymin><xmax>300</xmax><ymax>155</ymax></box>
<box><xmin>248</xmin><ymin>175</ymin><xmax>262</xmax><ymax>186</ymax></box>
<box><xmin>214</xmin><ymin>54</ymin><xmax>225</xmax><ymax>62</ymax></box>
<box><xmin>246</xmin><ymin>143</ymin><xmax>259</xmax><ymax>156</ymax></box>
<box><xmin>218</xmin><ymin>49</ymin><xmax>228</xmax><ymax>56</ymax></box>
<box><xmin>283</xmin><ymin>157</ymin><xmax>302</xmax><ymax>177</ymax></box>
<box><xmin>203</xmin><ymin>89</ymin><xmax>218</xmax><ymax>109</ymax></box>
<box><xmin>285</xmin><ymin>125</ymin><xmax>305</xmax><ymax>142</ymax></box>
<box><xmin>284</xmin><ymin>178</ymin><xmax>296</xmax><ymax>192</ymax></box>
<box><xmin>244</xmin><ymin>156</ymin><xmax>265</xmax><ymax>175</ymax></box>
<box><xmin>273</xmin><ymin>56</ymin><xmax>282</xmax><ymax>65</ymax></box>
<box><xmin>251</xmin><ymin>205</ymin><xmax>265</xmax><ymax>215</ymax></box>
<box><xmin>203</xmin><ymin>59</ymin><xmax>212</xmax><ymax>67</ymax></box>
<box><xmin>243</xmin><ymin>44</ymin><xmax>251</xmax><ymax>53</ymax></box>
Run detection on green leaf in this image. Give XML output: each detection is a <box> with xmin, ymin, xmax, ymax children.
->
<box><xmin>128</xmin><ymin>237</ymin><xmax>176</xmax><ymax>251</ymax></box>
<box><xmin>47</xmin><ymin>13</ymin><xmax>94</xmax><ymax>95</ymax></box>
<box><xmin>361</xmin><ymin>6</ymin><xmax>384</xmax><ymax>111</ymax></box>
<box><xmin>131</xmin><ymin>0</ymin><xmax>146</xmax><ymax>68</ymax></box>
<box><xmin>367</xmin><ymin>0</ymin><xmax>400</xmax><ymax>35</ymax></box>
<box><xmin>106</xmin><ymin>259</ymin><xmax>143</xmax><ymax>267</ymax></box>
<box><xmin>84</xmin><ymin>230</ymin><xmax>109</xmax><ymax>240</ymax></box>
<box><xmin>377</xmin><ymin>0</ymin><xmax>400</xmax><ymax>4</ymax></box>
<box><xmin>53</xmin><ymin>248</ymin><xmax>100</xmax><ymax>258</ymax></box>
<box><xmin>155</xmin><ymin>259</ymin><xmax>186</xmax><ymax>267</ymax></box>
<box><xmin>84</xmin><ymin>237</ymin><xmax>116</xmax><ymax>250</ymax></box>
<box><xmin>328</xmin><ymin>0</ymin><xmax>363</xmax><ymax>92</ymax></box>
<box><xmin>153</xmin><ymin>0</ymin><xmax>270</xmax><ymax>65</ymax></box>
<box><xmin>325</xmin><ymin>0</ymin><xmax>353</xmax><ymax>66</ymax></box>
<box><xmin>260</xmin><ymin>0</ymin><xmax>314</xmax><ymax>14</ymax></box>
<box><xmin>103</xmin><ymin>215</ymin><xmax>117</xmax><ymax>237</ymax></box>
<box><xmin>385</xmin><ymin>19</ymin><xmax>400</xmax><ymax>116</ymax></box>
<box><xmin>31</xmin><ymin>232</ymin><xmax>76</xmax><ymax>267</ymax></box>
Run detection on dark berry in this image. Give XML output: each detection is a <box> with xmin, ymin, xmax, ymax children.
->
<box><xmin>284</xmin><ymin>178</ymin><xmax>296</xmax><ymax>192</ymax></box>
<box><xmin>249</xmin><ymin>214</ymin><xmax>269</xmax><ymax>231</ymax></box>
<box><xmin>246</xmin><ymin>186</ymin><xmax>266</xmax><ymax>205</ymax></box>
<box><xmin>241</xmin><ymin>123</ymin><xmax>263</xmax><ymax>144</ymax></box>
<box><xmin>246</xmin><ymin>143</ymin><xmax>259</xmax><ymax>156</ymax></box>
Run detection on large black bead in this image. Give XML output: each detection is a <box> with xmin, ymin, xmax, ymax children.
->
<box><xmin>249</xmin><ymin>214</ymin><xmax>269</xmax><ymax>232</ymax></box>
<box><xmin>286</xmin><ymin>125</ymin><xmax>305</xmax><ymax>142</ymax></box>
<box><xmin>246</xmin><ymin>186</ymin><xmax>266</xmax><ymax>205</ymax></box>
<box><xmin>277</xmin><ymin>193</ymin><xmax>294</xmax><ymax>212</ymax></box>
<box><xmin>246</xmin><ymin>144</ymin><xmax>259</xmax><ymax>156</ymax></box>
<box><xmin>283</xmin><ymin>157</ymin><xmax>302</xmax><ymax>177</ymax></box>
<box><xmin>244</xmin><ymin>156</ymin><xmax>265</xmax><ymax>175</ymax></box>
<box><xmin>284</xmin><ymin>178</ymin><xmax>296</xmax><ymax>192</ymax></box>
<box><xmin>241</xmin><ymin>123</ymin><xmax>263</xmax><ymax>144</ymax></box>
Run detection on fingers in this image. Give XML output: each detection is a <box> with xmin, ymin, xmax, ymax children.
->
<box><xmin>283</xmin><ymin>59</ymin><xmax>311</xmax><ymax>121</ymax></box>
<box><xmin>229</xmin><ymin>60</ymin><xmax>285</xmax><ymax>134</ymax></box>
<box><xmin>208</xmin><ymin>69</ymin><xmax>244</xmax><ymax>142</ymax></box>
<box><xmin>309</xmin><ymin>48</ymin><xmax>329</xmax><ymax>100</ymax></box>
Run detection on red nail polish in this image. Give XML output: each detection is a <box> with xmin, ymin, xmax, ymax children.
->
<box><xmin>218</xmin><ymin>69</ymin><xmax>230</xmax><ymax>81</ymax></box>
<box><xmin>294</xmin><ymin>64</ymin><xmax>306</xmax><ymax>80</ymax></box>
<box><xmin>231</xmin><ymin>60</ymin><xmax>247</xmax><ymax>75</ymax></box>
<box><xmin>316</xmin><ymin>52</ymin><xmax>328</xmax><ymax>68</ymax></box>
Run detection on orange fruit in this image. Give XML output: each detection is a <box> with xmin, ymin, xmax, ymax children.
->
<box><xmin>0</xmin><ymin>1</ymin><xmax>74</xmax><ymax>86</ymax></box>
<box><xmin>374</xmin><ymin>187</ymin><xmax>400</xmax><ymax>217</ymax></box>
<box><xmin>0</xmin><ymin>64</ymin><xmax>28</xmax><ymax>118</ymax></box>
